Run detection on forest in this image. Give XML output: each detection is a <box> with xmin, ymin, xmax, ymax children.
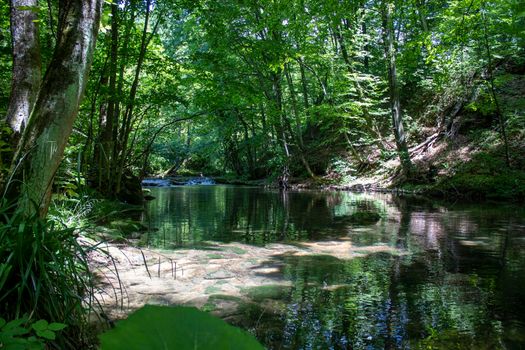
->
<box><xmin>0</xmin><ymin>0</ymin><xmax>524</xmax><ymax>349</ymax></box>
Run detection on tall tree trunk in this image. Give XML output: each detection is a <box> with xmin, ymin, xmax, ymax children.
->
<box><xmin>237</xmin><ymin>112</ymin><xmax>255</xmax><ymax>177</ymax></box>
<box><xmin>272</xmin><ymin>72</ymin><xmax>290</xmax><ymax>159</ymax></box>
<box><xmin>97</xmin><ymin>1</ymin><xmax>119</xmax><ymax>194</ymax></box>
<box><xmin>115</xmin><ymin>0</ymin><xmax>159</xmax><ymax>193</ymax></box>
<box><xmin>5</xmin><ymin>0</ymin><xmax>42</xmax><ymax>138</ymax></box>
<box><xmin>284</xmin><ymin>64</ymin><xmax>316</xmax><ymax>178</ymax></box>
<box><xmin>110</xmin><ymin>0</ymin><xmax>137</xmax><ymax>186</ymax></box>
<box><xmin>8</xmin><ymin>0</ymin><xmax>103</xmax><ymax>217</ymax></box>
<box><xmin>382</xmin><ymin>0</ymin><xmax>412</xmax><ymax>172</ymax></box>
<box><xmin>298</xmin><ymin>58</ymin><xmax>310</xmax><ymax>110</ymax></box>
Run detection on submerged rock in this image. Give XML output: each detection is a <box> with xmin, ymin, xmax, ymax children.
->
<box><xmin>185</xmin><ymin>177</ymin><xmax>215</xmax><ymax>185</ymax></box>
<box><xmin>335</xmin><ymin>211</ymin><xmax>381</xmax><ymax>225</ymax></box>
<box><xmin>142</xmin><ymin>178</ymin><xmax>172</xmax><ymax>187</ymax></box>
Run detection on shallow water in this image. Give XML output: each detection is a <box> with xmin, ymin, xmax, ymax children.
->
<box><xmin>142</xmin><ymin>186</ymin><xmax>525</xmax><ymax>349</ymax></box>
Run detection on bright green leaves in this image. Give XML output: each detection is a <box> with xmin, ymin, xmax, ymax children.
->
<box><xmin>0</xmin><ymin>317</ymin><xmax>66</xmax><ymax>350</ymax></box>
<box><xmin>99</xmin><ymin>305</ymin><xmax>264</xmax><ymax>350</ymax></box>
<box><xmin>31</xmin><ymin>320</ymin><xmax>66</xmax><ymax>340</ymax></box>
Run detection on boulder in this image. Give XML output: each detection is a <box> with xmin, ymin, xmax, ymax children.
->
<box><xmin>118</xmin><ymin>171</ymin><xmax>144</xmax><ymax>205</ymax></box>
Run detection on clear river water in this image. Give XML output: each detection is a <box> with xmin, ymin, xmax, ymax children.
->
<box><xmin>141</xmin><ymin>185</ymin><xmax>525</xmax><ymax>349</ymax></box>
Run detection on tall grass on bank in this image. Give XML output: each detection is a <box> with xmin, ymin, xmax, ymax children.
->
<box><xmin>0</xmin><ymin>200</ymin><xmax>100</xmax><ymax>348</ymax></box>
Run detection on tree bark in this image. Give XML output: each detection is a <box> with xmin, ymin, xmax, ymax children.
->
<box><xmin>382</xmin><ymin>0</ymin><xmax>412</xmax><ymax>172</ymax></box>
<box><xmin>284</xmin><ymin>64</ymin><xmax>316</xmax><ymax>178</ymax></box>
<box><xmin>8</xmin><ymin>0</ymin><xmax>104</xmax><ymax>217</ymax></box>
<box><xmin>5</xmin><ymin>0</ymin><xmax>42</xmax><ymax>138</ymax></box>
<box><xmin>96</xmin><ymin>1</ymin><xmax>119</xmax><ymax>194</ymax></box>
<box><xmin>115</xmin><ymin>0</ymin><xmax>159</xmax><ymax>193</ymax></box>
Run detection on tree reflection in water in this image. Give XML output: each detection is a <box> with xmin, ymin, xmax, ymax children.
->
<box><xmin>142</xmin><ymin>186</ymin><xmax>525</xmax><ymax>349</ymax></box>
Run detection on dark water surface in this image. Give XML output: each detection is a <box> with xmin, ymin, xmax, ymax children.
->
<box><xmin>142</xmin><ymin>186</ymin><xmax>525</xmax><ymax>349</ymax></box>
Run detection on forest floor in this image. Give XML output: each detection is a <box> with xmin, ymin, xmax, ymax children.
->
<box><xmin>88</xmin><ymin>238</ymin><xmax>401</xmax><ymax>322</ymax></box>
<box><xmin>290</xmin><ymin>126</ymin><xmax>525</xmax><ymax>201</ymax></box>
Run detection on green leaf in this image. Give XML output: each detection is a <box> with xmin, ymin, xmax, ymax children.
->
<box><xmin>3</xmin><ymin>318</ymin><xmax>29</xmax><ymax>336</ymax></box>
<box><xmin>47</xmin><ymin>323</ymin><xmax>67</xmax><ymax>331</ymax></box>
<box><xmin>0</xmin><ymin>318</ymin><xmax>6</xmax><ymax>328</ymax></box>
<box><xmin>31</xmin><ymin>320</ymin><xmax>48</xmax><ymax>332</ymax></box>
<box><xmin>36</xmin><ymin>329</ymin><xmax>55</xmax><ymax>340</ymax></box>
<box><xmin>99</xmin><ymin>306</ymin><xmax>264</xmax><ymax>350</ymax></box>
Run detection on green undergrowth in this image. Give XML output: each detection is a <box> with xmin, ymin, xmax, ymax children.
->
<box><xmin>0</xmin><ymin>201</ymin><xmax>102</xmax><ymax>349</ymax></box>
<box><xmin>49</xmin><ymin>191</ymin><xmax>146</xmax><ymax>243</ymax></box>
<box><xmin>426</xmin><ymin>153</ymin><xmax>525</xmax><ymax>201</ymax></box>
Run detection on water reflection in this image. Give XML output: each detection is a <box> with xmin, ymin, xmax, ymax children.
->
<box><xmin>142</xmin><ymin>186</ymin><xmax>525</xmax><ymax>349</ymax></box>
<box><xmin>142</xmin><ymin>186</ymin><xmax>390</xmax><ymax>247</ymax></box>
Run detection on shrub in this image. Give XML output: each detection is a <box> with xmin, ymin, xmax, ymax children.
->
<box><xmin>0</xmin><ymin>201</ymin><xmax>99</xmax><ymax>349</ymax></box>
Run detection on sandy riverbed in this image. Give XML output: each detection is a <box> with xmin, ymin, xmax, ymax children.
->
<box><xmin>87</xmin><ymin>238</ymin><xmax>401</xmax><ymax>321</ymax></box>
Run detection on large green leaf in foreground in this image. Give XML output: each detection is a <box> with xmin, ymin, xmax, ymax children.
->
<box><xmin>99</xmin><ymin>305</ymin><xmax>264</xmax><ymax>350</ymax></box>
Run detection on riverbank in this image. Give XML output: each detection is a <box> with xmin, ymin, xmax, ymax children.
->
<box><xmin>211</xmin><ymin>129</ymin><xmax>525</xmax><ymax>202</ymax></box>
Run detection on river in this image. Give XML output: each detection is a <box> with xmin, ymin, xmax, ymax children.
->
<box><xmin>140</xmin><ymin>185</ymin><xmax>525</xmax><ymax>349</ymax></box>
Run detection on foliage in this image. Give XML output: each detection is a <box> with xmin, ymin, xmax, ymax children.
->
<box><xmin>98</xmin><ymin>305</ymin><xmax>264</xmax><ymax>350</ymax></box>
<box><xmin>0</xmin><ymin>317</ymin><xmax>67</xmax><ymax>350</ymax></box>
<box><xmin>433</xmin><ymin>171</ymin><xmax>525</xmax><ymax>200</ymax></box>
<box><xmin>0</xmin><ymin>202</ymin><xmax>98</xmax><ymax>348</ymax></box>
<box><xmin>430</xmin><ymin>153</ymin><xmax>525</xmax><ymax>200</ymax></box>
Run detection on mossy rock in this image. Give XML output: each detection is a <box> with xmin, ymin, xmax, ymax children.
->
<box><xmin>350</xmin><ymin>211</ymin><xmax>381</xmax><ymax>224</ymax></box>
<box><xmin>208</xmin><ymin>294</ymin><xmax>243</xmax><ymax>303</ymax></box>
<box><xmin>227</xmin><ymin>247</ymin><xmax>247</xmax><ymax>255</ymax></box>
<box><xmin>336</xmin><ymin>211</ymin><xmax>381</xmax><ymax>225</ymax></box>
<box><xmin>206</xmin><ymin>253</ymin><xmax>224</xmax><ymax>259</ymax></box>
<box><xmin>204</xmin><ymin>286</ymin><xmax>222</xmax><ymax>294</ymax></box>
<box><xmin>203</xmin><ymin>294</ymin><xmax>244</xmax><ymax>312</ymax></box>
<box><xmin>242</xmin><ymin>285</ymin><xmax>291</xmax><ymax>302</ymax></box>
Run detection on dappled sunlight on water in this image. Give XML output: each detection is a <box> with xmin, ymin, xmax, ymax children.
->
<box><xmin>141</xmin><ymin>186</ymin><xmax>525</xmax><ymax>349</ymax></box>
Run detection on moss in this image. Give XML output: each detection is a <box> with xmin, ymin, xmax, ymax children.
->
<box><xmin>335</xmin><ymin>211</ymin><xmax>381</xmax><ymax>225</ymax></box>
<box><xmin>227</xmin><ymin>247</ymin><xmax>247</xmax><ymax>255</ymax></box>
<box><xmin>416</xmin><ymin>151</ymin><xmax>525</xmax><ymax>201</ymax></box>
<box><xmin>201</xmin><ymin>302</ymin><xmax>216</xmax><ymax>312</ymax></box>
<box><xmin>204</xmin><ymin>286</ymin><xmax>222</xmax><ymax>294</ymax></box>
<box><xmin>208</xmin><ymin>294</ymin><xmax>243</xmax><ymax>302</ymax></box>
<box><xmin>414</xmin><ymin>328</ymin><xmax>500</xmax><ymax>349</ymax></box>
<box><xmin>201</xmin><ymin>294</ymin><xmax>243</xmax><ymax>312</ymax></box>
<box><xmin>206</xmin><ymin>253</ymin><xmax>224</xmax><ymax>259</ymax></box>
<box><xmin>350</xmin><ymin>211</ymin><xmax>381</xmax><ymax>224</ymax></box>
<box><xmin>241</xmin><ymin>285</ymin><xmax>290</xmax><ymax>302</ymax></box>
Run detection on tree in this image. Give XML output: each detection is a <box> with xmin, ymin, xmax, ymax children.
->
<box><xmin>6</xmin><ymin>0</ymin><xmax>104</xmax><ymax>217</ymax></box>
<box><xmin>381</xmin><ymin>0</ymin><xmax>412</xmax><ymax>173</ymax></box>
<box><xmin>5</xmin><ymin>0</ymin><xmax>41</xmax><ymax>139</ymax></box>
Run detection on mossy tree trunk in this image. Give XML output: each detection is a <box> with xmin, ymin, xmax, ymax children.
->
<box><xmin>7</xmin><ymin>0</ymin><xmax>104</xmax><ymax>218</ymax></box>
